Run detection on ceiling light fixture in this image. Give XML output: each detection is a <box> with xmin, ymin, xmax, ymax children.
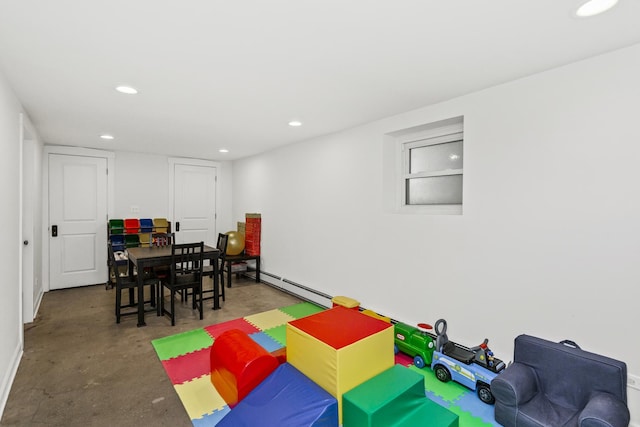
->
<box><xmin>219</xmin><ymin>148</ymin><xmax>229</xmax><ymax>153</ymax></box>
<box><xmin>575</xmin><ymin>0</ymin><xmax>618</xmax><ymax>17</ymax></box>
<box><xmin>115</xmin><ymin>85</ymin><xmax>138</xmax><ymax>94</ymax></box>
<box><xmin>288</xmin><ymin>120</ymin><xmax>302</xmax><ymax>127</ymax></box>
<box><xmin>100</xmin><ymin>134</ymin><xmax>114</xmax><ymax>140</ymax></box>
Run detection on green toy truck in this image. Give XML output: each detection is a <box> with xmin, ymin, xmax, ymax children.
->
<box><xmin>393</xmin><ymin>322</ymin><xmax>436</xmax><ymax>368</ymax></box>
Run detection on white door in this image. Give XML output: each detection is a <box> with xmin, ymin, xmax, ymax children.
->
<box><xmin>49</xmin><ymin>154</ymin><xmax>108</xmax><ymax>289</ymax></box>
<box><xmin>173</xmin><ymin>163</ymin><xmax>216</xmax><ymax>246</ymax></box>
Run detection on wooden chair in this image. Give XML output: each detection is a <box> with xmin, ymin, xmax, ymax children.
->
<box><xmin>143</xmin><ymin>232</ymin><xmax>174</xmax><ymax>313</ymax></box>
<box><xmin>160</xmin><ymin>242</ymin><xmax>204</xmax><ymax>326</ymax></box>
<box><xmin>108</xmin><ymin>243</ymin><xmax>158</xmax><ymax>324</ymax></box>
<box><xmin>202</xmin><ymin>233</ymin><xmax>229</xmax><ymax>305</ymax></box>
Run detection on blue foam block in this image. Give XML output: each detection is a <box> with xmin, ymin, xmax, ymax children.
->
<box><xmin>217</xmin><ymin>363</ymin><xmax>338</xmax><ymax>427</ymax></box>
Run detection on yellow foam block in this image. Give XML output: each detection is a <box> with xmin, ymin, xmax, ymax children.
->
<box><xmin>331</xmin><ymin>295</ymin><xmax>360</xmax><ymax>309</ymax></box>
<box><xmin>174</xmin><ymin>374</ymin><xmax>227</xmax><ymax>420</ymax></box>
<box><xmin>286</xmin><ymin>307</ymin><xmax>394</xmax><ymax>424</ymax></box>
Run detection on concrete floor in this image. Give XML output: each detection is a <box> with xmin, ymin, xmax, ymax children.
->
<box><xmin>1</xmin><ymin>276</ymin><xmax>303</xmax><ymax>427</ymax></box>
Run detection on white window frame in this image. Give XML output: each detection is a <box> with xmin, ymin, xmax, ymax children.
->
<box><xmin>394</xmin><ymin>120</ymin><xmax>464</xmax><ymax>215</ymax></box>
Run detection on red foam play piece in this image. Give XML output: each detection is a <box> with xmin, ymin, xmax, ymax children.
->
<box><xmin>210</xmin><ymin>329</ymin><xmax>279</xmax><ymax>405</ymax></box>
<box><xmin>162</xmin><ymin>347</ymin><xmax>212</xmax><ymax>385</ymax></box>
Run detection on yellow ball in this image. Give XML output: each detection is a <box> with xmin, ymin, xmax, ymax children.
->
<box><xmin>226</xmin><ymin>231</ymin><xmax>245</xmax><ymax>255</ymax></box>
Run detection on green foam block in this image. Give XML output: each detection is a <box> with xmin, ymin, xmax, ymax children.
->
<box><xmin>343</xmin><ymin>364</ymin><xmax>458</xmax><ymax>427</ymax></box>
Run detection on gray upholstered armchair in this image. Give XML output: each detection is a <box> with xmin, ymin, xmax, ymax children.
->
<box><xmin>491</xmin><ymin>334</ymin><xmax>629</xmax><ymax>427</ymax></box>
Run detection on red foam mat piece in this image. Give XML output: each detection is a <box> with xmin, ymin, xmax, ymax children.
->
<box><xmin>204</xmin><ymin>318</ymin><xmax>260</xmax><ymax>339</ymax></box>
<box><xmin>162</xmin><ymin>347</ymin><xmax>212</xmax><ymax>385</ymax></box>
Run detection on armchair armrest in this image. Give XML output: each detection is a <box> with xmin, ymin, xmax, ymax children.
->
<box><xmin>491</xmin><ymin>362</ymin><xmax>537</xmax><ymax>406</ymax></box>
<box><xmin>579</xmin><ymin>392</ymin><xmax>630</xmax><ymax>427</ymax></box>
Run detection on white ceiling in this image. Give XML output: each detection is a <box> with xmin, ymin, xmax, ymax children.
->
<box><xmin>1</xmin><ymin>1</ymin><xmax>639</xmax><ymax>160</ymax></box>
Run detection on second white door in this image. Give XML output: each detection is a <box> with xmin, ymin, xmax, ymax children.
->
<box><xmin>173</xmin><ymin>163</ymin><xmax>217</xmax><ymax>246</ymax></box>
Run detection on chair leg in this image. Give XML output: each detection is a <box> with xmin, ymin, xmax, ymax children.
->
<box><xmin>160</xmin><ymin>284</ymin><xmax>166</xmax><ymax>319</ymax></box>
<box><xmin>219</xmin><ymin>270</ymin><xmax>225</xmax><ymax>302</ymax></box>
<box><xmin>157</xmin><ymin>282</ymin><xmax>162</xmax><ymax>316</ymax></box>
<box><xmin>150</xmin><ymin>283</ymin><xmax>156</xmax><ymax>307</ymax></box>
<box><xmin>115</xmin><ymin>287</ymin><xmax>122</xmax><ymax>324</ymax></box>
<box><xmin>170</xmin><ymin>288</ymin><xmax>176</xmax><ymax>326</ymax></box>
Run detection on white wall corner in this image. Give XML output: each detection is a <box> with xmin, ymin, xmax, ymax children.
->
<box><xmin>0</xmin><ymin>344</ymin><xmax>22</xmax><ymax>420</ymax></box>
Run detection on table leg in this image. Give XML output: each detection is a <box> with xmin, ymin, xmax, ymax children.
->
<box><xmin>255</xmin><ymin>257</ymin><xmax>261</xmax><ymax>282</ymax></box>
<box><xmin>137</xmin><ymin>261</ymin><xmax>146</xmax><ymax>327</ymax></box>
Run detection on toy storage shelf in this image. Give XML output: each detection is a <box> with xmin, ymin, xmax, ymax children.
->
<box><xmin>107</xmin><ymin>218</ymin><xmax>172</xmax><ymax>288</ymax></box>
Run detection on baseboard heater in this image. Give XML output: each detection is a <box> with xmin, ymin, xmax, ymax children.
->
<box><xmin>243</xmin><ymin>270</ymin><xmax>332</xmax><ymax>308</ymax></box>
<box><xmin>244</xmin><ymin>268</ymin><xmax>398</xmax><ymax>323</ymax></box>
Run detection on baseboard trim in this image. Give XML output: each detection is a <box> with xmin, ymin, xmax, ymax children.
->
<box><xmin>254</xmin><ymin>271</ymin><xmax>332</xmax><ymax>308</ymax></box>
<box><xmin>33</xmin><ymin>288</ymin><xmax>44</xmax><ymax>320</ymax></box>
<box><xmin>0</xmin><ymin>343</ymin><xmax>23</xmax><ymax>420</ymax></box>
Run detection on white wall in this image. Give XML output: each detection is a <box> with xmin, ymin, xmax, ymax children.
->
<box><xmin>112</xmin><ymin>151</ymin><xmax>234</xmax><ymax>237</ymax></box>
<box><xmin>113</xmin><ymin>151</ymin><xmax>171</xmax><ymax>219</ymax></box>
<box><xmin>0</xmin><ymin>69</ymin><xmax>25</xmax><ymax>417</ymax></box>
<box><xmin>234</xmin><ymin>43</ymin><xmax>640</xmax><ymax>422</ymax></box>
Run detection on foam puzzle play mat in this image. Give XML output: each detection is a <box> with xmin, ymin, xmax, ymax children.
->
<box><xmin>151</xmin><ymin>301</ymin><xmax>499</xmax><ymax>426</ymax></box>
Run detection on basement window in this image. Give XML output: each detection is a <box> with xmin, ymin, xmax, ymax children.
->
<box><xmin>403</xmin><ymin>132</ymin><xmax>463</xmax><ymax>205</ymax></box>
<box><xmin>385</xmin><ymin>116</ymin><xmax>464</xmax><ymax>215</ymax></box>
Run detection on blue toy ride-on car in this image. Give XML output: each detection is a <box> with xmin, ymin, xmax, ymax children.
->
<box><xmin>430</xmin><ymin>319</ymin><xmax>505</xmax><ymax>404</ymax></box>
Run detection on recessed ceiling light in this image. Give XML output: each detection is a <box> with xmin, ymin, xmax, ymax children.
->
<box><xmin>288</xmin><ymin>120</ymin><xmax>302</xmax><ymax>127</ymax></box>
<box><xmin>115</xmin><ymin>85</ymin><xmax>138</xmax><ymax>94</ymax></box>
<box><xmin>576</xmin><ymin>0</ymin><xmax>618</xmax><ymax>17</ymax></box>
<box><xmin>219</xmin><ymin>148</ymin><xmax>229</xmax><ymax>153</ymax></box>
<box><xmin>100</xmin><ymin>134</ymin><xmax>114</xmax><ymax>140</ymax></box>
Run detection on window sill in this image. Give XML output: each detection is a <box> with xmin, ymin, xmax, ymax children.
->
<box><xmin>396</xmin><ymin>204</ymin><xmax>462</xmax><ymax>215</ymax></box>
